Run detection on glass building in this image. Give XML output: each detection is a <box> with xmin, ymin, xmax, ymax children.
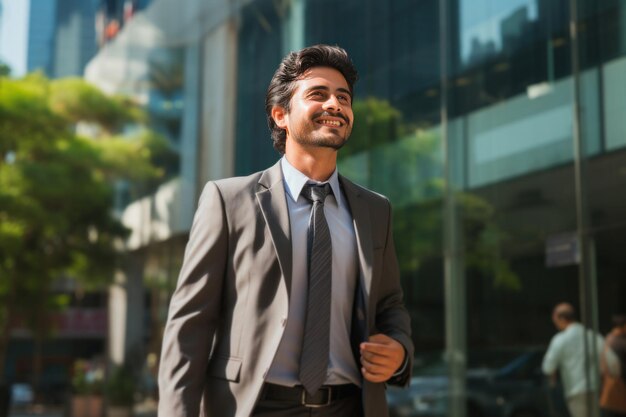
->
<box><xmin>83</xmin><ymin>0</ymin><xmax>626</xmax><ymax>416</ymax></box>
<box><xmin>236</xmin><ymin>0</ymin><xmax>626</xmax><ymax>415</ymax></box>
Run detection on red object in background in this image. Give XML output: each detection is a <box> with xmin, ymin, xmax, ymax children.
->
<box><xmin>10</xmin><ymin>308</ymin><xmax>107</xmax><ymax>339</ymax></box>
<box><xmin>53</xmin><ymin>309</ymin><xmax>107</xmax><ymax>338</ymax></box>
<box><xmin>105</xmin><ymin>19</ymin><xmax>120</xmax><ymax>40</ymax></box>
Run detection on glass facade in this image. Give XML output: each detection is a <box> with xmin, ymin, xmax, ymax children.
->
<box><xmin>8</xmin><ymin>0</ymin><xmax>625</xmax><ymax>412</ymax></box>
<box><xmin>235</xmin><ymin>1</ymin><xmax>626</xmax><ymax>416</ymax></box>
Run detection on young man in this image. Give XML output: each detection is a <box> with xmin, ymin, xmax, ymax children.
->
<box><xmin>158</xmin><ymin>44</ymin><xmax>413</xmax><ymax>417</ymax></box>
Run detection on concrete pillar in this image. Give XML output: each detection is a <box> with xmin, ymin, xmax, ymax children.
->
<box><xmin>198</xmin><ymin>21</ymin><xmax>238</xmax><ymax>185</ymax></box>
<box><xmin>108</xmin><ymin>252</ymin><xmax>145</xmax><ymax>367</ymax></box>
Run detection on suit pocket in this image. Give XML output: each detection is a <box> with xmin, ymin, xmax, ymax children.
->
<box><xmin>206</xmin><ymin>355</ymin><xmax>242</xmax><ymax>382</ymax></box>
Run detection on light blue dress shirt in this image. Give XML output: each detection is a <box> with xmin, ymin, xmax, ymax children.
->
<box><xmin>265</xmin><ymin>157</ymin><xmax>360</xmax><ymax>387</ymax></box>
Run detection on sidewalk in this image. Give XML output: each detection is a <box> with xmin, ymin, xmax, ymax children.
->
<box><xmin>8</xmin><ymin>398</ymin><xmax>157</xmax><ymax>417</ymax></box>
<box><xmin>9</xmin><ymin>405</ymin><xmax>63</xmax><ymax>417</ymax></box>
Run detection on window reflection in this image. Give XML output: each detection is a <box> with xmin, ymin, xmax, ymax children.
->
<box><xmin>459</xmin><ymin>0</ymin><xmax>539</xmax><ymax>68</ymax></box>
<box><xmin>387</xmin><ymin>347</ymin><xmax>569</xmax><ymax>417</ymax></box>
<box><xmin>232</xmin><ymin>0</ymin><xmax>626</xmax><ymax>416</ymax></box>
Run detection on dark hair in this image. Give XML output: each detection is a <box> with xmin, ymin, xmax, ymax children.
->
<box><xmin>265</xmin><ymin>44</ymin><xmax>358</xmax><ymax>154</ymax></box>
<box><xmin>554</xmin><ymin>303</ymin><xmax>576</xmax><ymax>322</ymax></box>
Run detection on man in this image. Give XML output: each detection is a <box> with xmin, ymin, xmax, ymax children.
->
<box><xmin>158</xmin><ymin>44</ymin><xmax>413</xmax><ymax>417</ymax></box>
<box><xmin>542</xmin><ymin>302</ymin><xmax>604</xmax><ymax>417</ymax></box>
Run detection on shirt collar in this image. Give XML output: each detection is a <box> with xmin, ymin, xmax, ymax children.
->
<box><xmin>280</xmin><ymin>156</ymin><xmax>342</xmax><ymax>207</ymax></box>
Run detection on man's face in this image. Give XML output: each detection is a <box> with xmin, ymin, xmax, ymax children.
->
<box><xmin>276</xmin><ymin>66</ymin><xmax>354</xmax><ymax>151</ymax></box>
<box><xmin>551</xmin><ymin>312</ymin><xmax>560</xmax><ymax>330</ymax></box>
<box><xmin>552</xmin><ymin>312</ymin><xmax>566</xmax><ymax>331</ymax></box>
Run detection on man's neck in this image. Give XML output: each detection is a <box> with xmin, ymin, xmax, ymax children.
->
<box><xmin>284</xmin><ymin>146</ymin><xmax>337</xmax><ymax>182</ymax></box>
<box><xmin>561</xmin><ymin>321</ymin><xmax>576</xmax><ymax>331</ymax></box>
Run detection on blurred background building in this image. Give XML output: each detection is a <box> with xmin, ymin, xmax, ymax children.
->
<box><xmin>2</xmin><ymin>0</ymin><xmax>626</xmax><ymax>415</ymax></box>
<box><xmin>0</xmin><ymin>0</ymin><xmax>152</xmax><ymax>78</ymax></box>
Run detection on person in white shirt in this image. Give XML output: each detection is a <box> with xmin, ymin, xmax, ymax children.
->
<box><xmin>542</xmin><ymin>302</ymin><xmax>604</xmax><ymax>417</ymax></box>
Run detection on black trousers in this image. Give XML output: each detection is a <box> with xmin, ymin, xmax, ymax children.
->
<box><xmin>251</xmin><ymin>387</ymin><xmax>363</xmax><ymax>417</ymax></box>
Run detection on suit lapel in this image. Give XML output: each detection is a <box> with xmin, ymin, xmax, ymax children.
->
<box><xmin>339</xmin><ymin>175</ymin><xmax>373</xmax><ymax>310</ymax></box>
<box><xmin>256</xmin><ymin>161</ymin><xmax>293</xmax><ymax>294</ymax></box>
<box><xmin>254</xmin><ymin>165</ymin><xmax>372</xmax><ymax>313</ymax></box>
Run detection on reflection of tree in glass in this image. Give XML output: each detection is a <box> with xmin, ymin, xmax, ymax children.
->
<box><xmin>393</xmin><ymin>194</ymin><xmax>520</xmax><ymax>291</ymax></box>
<box><xmin>339</xmin><ymin>97</ymin><xmax>520</xmax><ymax>291</ymax></box>
<box><xmin>147</xmin><ymin>47</ymin><xmax>184</xmax><ymax>96</ymax></box>
<box><xmin>0</xmin><ymin>73</ymin><xmax>169</xmax><ymax>392</ymax></box>
<box><xmin>342</xmin><ymin>97</ymin><xmax>403</xmax><ymax>157</ymax></box>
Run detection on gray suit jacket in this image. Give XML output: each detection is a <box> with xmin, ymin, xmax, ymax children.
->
<box><xmin>158</xmin><ymin>161</ymin><xmax>413</xmax><ymax>417</ymax></box>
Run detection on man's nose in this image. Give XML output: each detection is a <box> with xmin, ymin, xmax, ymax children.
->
<box><xmin>322</xmin><ymin>95</ymin><xmax>342</xmax><ymax>112</ymax></box>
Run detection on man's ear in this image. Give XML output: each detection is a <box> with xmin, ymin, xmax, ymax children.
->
<box><xmin>271</xmin><ymin>106</ymin><xmax>288</xmax><ymax>130</ymax></box>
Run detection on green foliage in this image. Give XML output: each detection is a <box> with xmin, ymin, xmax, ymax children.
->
<box><xmin>91</xmin><ymin>129</ymin><xmax>172</xmax><ymax>181</ymax></box>
<box><xmin>0</xmin><ymin>73</ymin><xmax>168</xmax><ymax>376</ymax></box>
<box><xmin>392</xmin><ymin>190</ymin><xmax>521</xmax><ymax>291</ymax></box>
<box><xmin>71</xmin><ymin>360</ymin><xmax>104</xmax><ymax>395</ymax></box>
<box><xmin>105</xmin><ymin>365</ymin><xmax>136</xmax><ymax>406</ymax></box>
<box><xmin>49</xmin><ymin>78</ymin><xmax>139</xmax><ymax>132</ymax></box>
<box><xmin>0</xmin><ymin>62</ymin><xmax>10</xmax><ymax>77</ymax></box>
<box><xmin>339</xmin><ymin>97</ymin><xmax>521</xmax><ymax>291</ymax></box>
<box><xmin>342</xmin><ymin>97</ymin><xmax>403</xmax><ymax>157</ymax></box>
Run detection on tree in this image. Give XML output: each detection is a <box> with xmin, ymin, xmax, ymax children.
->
<box><xmin>339</xmin><ymin>98</ymin><xmax>520</xmax><ymax>291</ymax></box>
<box><xmin>0</xmin><ymin>63</ymin><xmax>9</xmax><ymax>78</ymax></box>
<box><xmin>0</xmin><ymin>73</ymin><xmax>172</xmax><ymax>388</ymax></box>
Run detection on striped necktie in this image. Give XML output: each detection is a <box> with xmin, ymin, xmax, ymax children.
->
<box><xmin>299</xmin><ymin>183</ymin><xmax>332</xmax><ymax>395</ymax></box>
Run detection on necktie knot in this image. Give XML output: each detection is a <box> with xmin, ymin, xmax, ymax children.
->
<box><xmin>303</xmin><ymin>183</ymin><xmax>332</xmax><ymax>204</ymax></box>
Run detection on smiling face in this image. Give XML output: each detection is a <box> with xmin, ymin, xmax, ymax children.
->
<box><xmin>272</xmin><ymin>66</ymin><xmax>354</xmax><ymax>152</ymax></box>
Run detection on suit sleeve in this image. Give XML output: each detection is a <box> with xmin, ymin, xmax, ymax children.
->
<box><xmin>375</xmin><ymin>199</ymin><xmax>414</xmax><ymax>386</ymax></box>
<box><xmin>158</xmin><ymin>182</ymin><xmax>228</xmax><ymax>417</ymax></box>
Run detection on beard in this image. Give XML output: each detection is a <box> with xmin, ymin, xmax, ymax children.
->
<box><xmin>292</xmin><ymin>131</ymin><xmax>350</xmax><ymax>150</ymax></box>
<box><xmin>290</xmin><ymin>112</ymin><xmax>352</xmax><ymax>150</ymax></box>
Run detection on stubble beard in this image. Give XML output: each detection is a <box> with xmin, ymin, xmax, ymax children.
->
<box><xmin>294</xmin><ymin>133</ymin><xmax>349</xmax><ymax>150</ymax></box>
<box><xmin>291</xmin><ymin>119</ymin><xmax>352</xmax><ymax>151</ymax></box>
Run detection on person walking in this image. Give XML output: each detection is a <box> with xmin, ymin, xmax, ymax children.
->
<box><xmin>543</xmin><ymin>302</ymin><xmax>604</xmax><ymax>417</ymax></box>
<box><xmin>600</xmin><ymin>314</ymin><xmax>626</xmax><ymax>417</ymax></box>
<box><xmin>157</xmin><ymin>44</ymin><xmax>413</xmax><ymax>417</ymax></box>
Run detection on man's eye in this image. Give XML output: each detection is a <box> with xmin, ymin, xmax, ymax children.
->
<box><xmin>338</xmin><ymin>95</ymin><xmax>350</xmax><ymax>102</ymax></box>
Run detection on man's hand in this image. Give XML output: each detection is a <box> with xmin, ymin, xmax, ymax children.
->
<box><xmin>360</xmin><ymin>333</ymin><xmax>405</xmax><ymax>383</ymax></box>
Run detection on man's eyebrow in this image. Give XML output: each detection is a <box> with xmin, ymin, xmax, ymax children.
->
<box><xmin>305</xmin><ymin>85</ymin><xmax>352</xmax><ymax>97</ymax></box>
<box><xmin>337</xmin><ymin>87</ymin><xmax>352</xmax><ymax>97</ymax></box>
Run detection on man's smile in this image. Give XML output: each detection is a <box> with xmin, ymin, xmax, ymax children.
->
<box><xmin>316</xmin><ymin>118</ymin><xmax>343</xmax><ymax>127</ymax></box>
<box><xmin>313</xmin><ymin>112</ymin><xmax>350</xmax><ymax>127</ymax></box>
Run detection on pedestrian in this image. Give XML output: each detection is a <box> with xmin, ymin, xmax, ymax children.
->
<box><xmin>600</xmin><ymin>314</ymin><xmax>626</xmax><ymax>417</ymax></box>
<box><xmin>542</xmin><ymin>302</ymin><xmax>604</xmax><ymax>417</ymax></box>
<box><xmin>158</xmin><ymin>44</ymin><xmax>413</xmax><ymax>417</ymax></box>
